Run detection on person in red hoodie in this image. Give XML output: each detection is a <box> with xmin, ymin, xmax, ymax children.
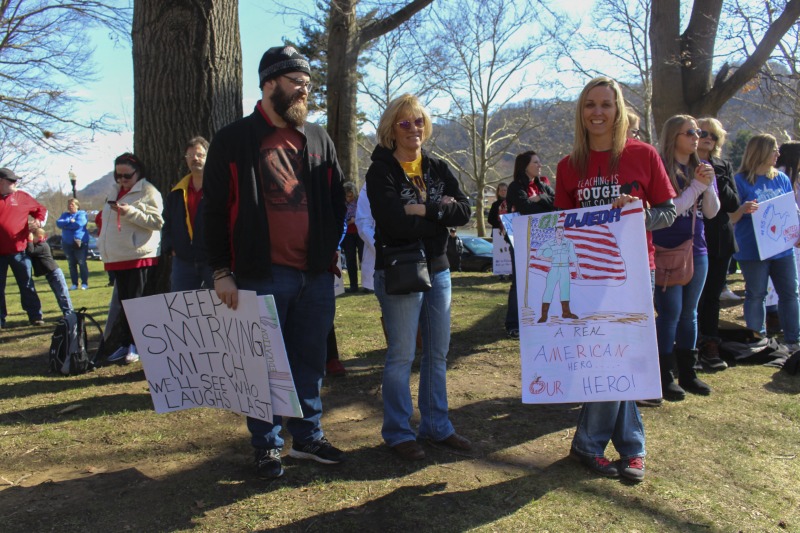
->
<box><xmin>0</xmin><ymin>168</ymin><xmax>47</xmax><ymax>327</ymax></box>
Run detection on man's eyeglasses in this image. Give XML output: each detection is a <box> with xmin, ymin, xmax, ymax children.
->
<box><xmin>396</xmin><ymin>118</ymin><xmax>425</xmax><ymax>130</ymax></box>
<box><xmin>114</xmin><ymin>171</ymin><xmax>137</xmax><ymax>180</ymax></box>
<box><xmin>699</xmin><ymin>130</ymin><xmax>719</xmax><ymax>142</ymax></box>
<box><xmin>282</xmin><ymin>75</ymin><xmax>313</xmax><ymax>92</ymax></box>
<box><xmin>678</xmin><ymin>129</ymin><xmax>702</xmax><ymax>137</ymax></box>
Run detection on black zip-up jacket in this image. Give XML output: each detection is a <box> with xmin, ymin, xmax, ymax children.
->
<box><xmin>365</xmin><ymin>145</ymin><xmax>471</xmax><ymax>273</ymax></box>
<box><xmin>162</xmin><ymin>175</ymin><xmax>208</xmax><ymax>264</ymax></box>
<box><xmin>487</xmin><ymin>197</ymin><xmax>506</xmax><ymax>229</ymax></box>
<box><xmin>204</xmin><ymin>103</ymin><xmax>346</xmax><ymax>278</ymax></box>
<box><xmin>704</xmin><ymin>156</ymin><xmax>739</xmax><ymax>257</ymax></box>
<box><xmin>505</xmin><ymin>175</ymin><xmax>555</xmax><ymax>215</ymax></box>
<box><xmin>26</xmin><ymin>241</ymin><xmax>58</xmax><ymax>276</ymax></box>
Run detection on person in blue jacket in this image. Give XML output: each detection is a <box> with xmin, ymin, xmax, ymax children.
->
<box><xmin>56</xmin><ymin>198</ymin><xmax>89</xmax><ymax>290</ymax></box>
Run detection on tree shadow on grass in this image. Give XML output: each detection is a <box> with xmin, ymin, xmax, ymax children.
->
<box><xmin>0</xmin><ymin>392</ymin><xmax>153</xmax><ymax>426</ymax></box>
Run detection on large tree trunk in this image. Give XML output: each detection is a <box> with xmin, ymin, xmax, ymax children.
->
<box><xmin>325</xmin><ymin>0</ymin><xmax>435</xmax><ymax>184</ymax></box>
<box><xmin>327</xmin><ymin>1</ymin><xmax>361</xmax><ymax>185</ymax></box>
<box><xmin>130</xmin><ymin>0</ymin><xmax>241</xmax><ymax>301</ymax></box>
<box><xmin>651</xmin><ymin>0</ymin><xmax>800</xmax><ymax>137</ymax></box>
<box><xmin>133</xmin><ymin>0</ymin><xmax>242</xmax><ymax>193</ymax></box>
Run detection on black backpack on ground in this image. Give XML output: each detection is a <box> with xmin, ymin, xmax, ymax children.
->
<box><xmin>48</xmin><ymin>307</ymin><xmax>103</xmax><ymax>376</ymax></box>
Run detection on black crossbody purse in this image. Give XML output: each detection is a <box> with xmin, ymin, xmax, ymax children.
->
<box><xmin>382</xmin><ymin>169</ymin><xmax>433</xmax><ymax>295</ymax></box>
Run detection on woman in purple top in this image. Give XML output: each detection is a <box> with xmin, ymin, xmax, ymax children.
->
<box><xmin>652</xmin><ymin>115</ymin><xmax>720</xmax><ymax>402</ymax></box>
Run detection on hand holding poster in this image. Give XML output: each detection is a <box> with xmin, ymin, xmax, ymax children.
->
<box><xmin>512</xmin><ymin>201</ymin><xmax>661</xmax><ymax>403</ymax></box>
<box><xmin>752</xmin><ymin>192</ymin><xmax>800</xmax><ymax>260</ymax></box>
<box><xmin>122</xmin><ymin>289</ymin><xmax>275</xmax><ymax>421</ymax></box>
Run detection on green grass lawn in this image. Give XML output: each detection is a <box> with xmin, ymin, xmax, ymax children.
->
<box><xmin>0</xmin><ymin>264</ymin><xmax>798</xmax><ymax>532</ymax></box>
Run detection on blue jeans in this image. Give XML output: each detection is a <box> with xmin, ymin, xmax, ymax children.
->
<box><xmin>0</xmin><ymin>252</ymin><xmax>43</xmax><ymax>323</ymax></box>
<box><xmin>170</xmin><ymin>256</ymin><xmax>213</xmax><ymax>292</ymax></box>
<box><xmin>740</xmin><ymin>255</ymin><xmax>800</xmax><ymax>343</ymax></box>
<box><xmin>374</xmin><ymin>268</ymin><xmax>455</xmax><ymax>447</ymax></box>
<box><xmin>654</xmin><ymin>254</ymin><xmax>709</xmax><ymax>353</ymax></box>
<box><xmin>62</xmin><ymin>241</ymin><xmax>89</xmax><ymax>286</ymax></box>
<box><xmin>571</xmin><ymin>270</ymin><xmax>654</xmax><ymax>459</ymax></box>
<box><xmin>44</xmin><ymin>268</ymin><xmax>73</xmax><ymax>315</ymax></box>
<box><xmin>239</xmin><ymin>266</ymin><xmax>335</xmax><ymax>449</ymax></box>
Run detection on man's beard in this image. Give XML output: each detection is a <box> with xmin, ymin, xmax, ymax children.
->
<box><xmin>270</xmin><ymin>83</ymin><xmax>308</xmax><ymax>127</ymax></box>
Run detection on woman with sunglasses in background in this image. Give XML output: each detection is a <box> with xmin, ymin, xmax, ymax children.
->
<box><xmin>97</xmin><ymin>152</ymin><xmax>164</xmax><ymax>364</ymax></box>
<box><xmin>503</xmin><ymin>151</ymin><xmax>555</xmax><ymax>338</ymax></box>
<box><xmin>730</xmin><ymin>134</ymin><xmax>800</xmax><ymax>352</ymax></box>
<box><xmin>695</xmin><ymin>118</ymin><xmax>739</xmax><ymax>372</ymax></box>
<box><xmin>652</xmin><ymin>116</ymin><xmax>719</xmax><ymax>402</ymax></box>
<box><xmin>366</xmin><ymin>94</ymin><xmax>471</xmax><ymax>461</ymax></box>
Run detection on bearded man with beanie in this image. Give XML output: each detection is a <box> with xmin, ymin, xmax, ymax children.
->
<box><xmin>204</xmin><ymin>46</ymin><xmax>347</xmax><ymax>479</ymax></box>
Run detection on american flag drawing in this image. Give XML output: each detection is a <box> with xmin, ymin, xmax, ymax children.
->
<box><xmin>528</xmin><ymin>215</ymin><xmax>628</xmax><ymax>287</ymax></box>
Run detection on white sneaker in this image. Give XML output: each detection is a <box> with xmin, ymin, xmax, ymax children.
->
<box><xmin>720</xmin><ymin>287</ymin><xmax>741</xmax><ymax>301</ymax></box>
<box><xmin>107</xmin><ymin>345</ymin><xmax>128</xmax><ymax>363</ymax></box>
<box><xmin>124</xmin><ymin>344</ymin><xmax>139</xmax><ymax>364</ymax></box>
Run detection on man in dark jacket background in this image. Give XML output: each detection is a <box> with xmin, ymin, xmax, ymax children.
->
<box><xmin>204</xmin><ymin>46</ymin><xmax>346</xmax><ymax>479</ymax></box>
<box><xmin>162</xmin><ymin>136</ymin><xmax>212</xmax><ymax>291</ymax></box>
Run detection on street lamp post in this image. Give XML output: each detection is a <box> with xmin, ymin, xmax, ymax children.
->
<box><xmin>68</xmin><ymin>167</ymin><xmax>77</xmax><ymax>199</ymax></box>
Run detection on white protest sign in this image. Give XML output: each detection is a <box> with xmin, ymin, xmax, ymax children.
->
<box><xmin>513</xmin><ymin>201</ymin><xmax>661</xmax><ymax>403</ymax></box>
<box><xmin>500</xmin><ymin>212</ymin><xmax>519</xmax><ymax>248</ymax></box>
<box><xmin>122</xmin><ymin>289</ymin><xmax>273</xmax><ymax>421</ymax></box>
<box><xmin>256</xmin><ymin>294</ymin><xmax>302</xmax><ymax>417</ymax></box>
<box><xmin>492</xmin><ymin>228</ymin><xmax>512</xmax><ymax>275</ymax></box>
<box><xmin>753</xmin><ymin>192</ymin><xmax>800</xmax><ymax>260</ymax></box>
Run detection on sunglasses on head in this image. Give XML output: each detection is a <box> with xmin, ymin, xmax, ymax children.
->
<box><xmin>396</xmin><ymin>117</ymin><xmax>425</xmax><ymax>130</ymax></box>
<box><xmin>698</xmin><ymin>130</ymin><xmax>719</xmax><ymax>141</ymax></box>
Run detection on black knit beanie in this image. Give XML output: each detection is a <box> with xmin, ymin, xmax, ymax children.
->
<box><xmin>258</xmin><ymin>46</ymin><xmax>311</xmax><ymax>88</ymax></box>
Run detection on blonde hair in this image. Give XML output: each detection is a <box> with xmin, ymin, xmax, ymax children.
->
<box><xmin>33</xmin><ymin>227</ymin><xmax>46</xmax><ymax>239</ymax></box>
<box><xmin>568</xmin><ymin>77</ymin><xmax>629</xmax><ymax>179</ymax></box>
<box><xmin>68</xmin><ymin>198</ymin><xmax>80</xmax><ymax>209</ymax></box>
<box><xmin>739</xmin><ymin>133</ymin><xmax>779</xmax><ymax>184</ymax></box>
<box><xmin>696</xmin><ymin>117</ymin><xmax>727</xmax><ymax>158</ymax></box>
<box><xmin>659</xmin><ymin>115</ymin><xmax>701</xmax><ymax>192</ymax></box>
<box><xmin>376</xmin><ymin>94</ymin><xmax>433</xmax><ymax>150</ymax></box>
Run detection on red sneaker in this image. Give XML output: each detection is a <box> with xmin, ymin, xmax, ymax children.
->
<box><xmin>326</xmin><ymin>358</ymin><xmax>347</xmax><ymax>376</ymax></box>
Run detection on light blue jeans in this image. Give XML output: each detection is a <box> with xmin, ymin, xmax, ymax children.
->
<box><xmin>374</xmin><ymin>268</ymin><xmax>455</xmax><ymax>447</ymax></box>
<box><xmin>739</xmin><ymin>254</ymin><xmax>800</xmax><ymax>343</ymax></box>
<box><xmin>654</xmin><ymin>254</ymin><xmax>709</xmax><ymax>353</ymax></box>
<box><xmin>571</xmin><ymin>270</ymin><xmax>654</xmax><ymax>459</ymax></box>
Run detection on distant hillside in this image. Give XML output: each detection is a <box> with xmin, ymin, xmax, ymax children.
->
<box><xmin>80</xmin><ymin>171</ymin><xmax>115</xmax><ymax>198</ymax></box>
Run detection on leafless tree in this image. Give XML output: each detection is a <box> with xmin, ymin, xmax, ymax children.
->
<box><xmin>0</xmin><ymin>1</ymin><xmax>130</xmax><ymax>168</ymax></box>
<box><xmin>424</xmin><ymin>0</ymin><xmax>546</xmax><ymax>236</ymax></box>
<box><xmin>650</xmin><ymin>0</ymin><xmax>800</xmax><ymax>133</ymax></box>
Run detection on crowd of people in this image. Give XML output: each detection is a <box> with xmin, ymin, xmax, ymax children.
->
<box><xmin>2</xmin><ymin>47</ymin><xmax>800</xmax><ymax>486</ymax></box>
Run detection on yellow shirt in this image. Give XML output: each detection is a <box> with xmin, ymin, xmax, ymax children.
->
<box><xmin>400</xmin><ymin>156</ymin><xmax>425</xmax><ymax>201</ymax></box>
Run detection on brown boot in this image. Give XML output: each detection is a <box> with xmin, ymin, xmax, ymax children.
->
<box><xmin>538</xmin><ymin>303</ymin><xmax>550</xmax><ymax>323</ymax></box>
<box><xmin>561</xmin><ymin>300</ymin><xmax>579</xmax><ymax>319</ymax></box>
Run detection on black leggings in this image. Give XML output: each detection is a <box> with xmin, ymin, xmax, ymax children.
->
<box><xmin>698</xmin><ymin>253</ymin><xmax>732</xmax><ymax>339</ymax></box>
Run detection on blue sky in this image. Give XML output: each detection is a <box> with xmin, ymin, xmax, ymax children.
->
<box><xmin>37</xmin><ymin>0</ymin><xmax>310</xmax><ymax>191</ymax></box>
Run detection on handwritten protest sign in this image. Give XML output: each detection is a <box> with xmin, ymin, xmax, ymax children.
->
<box><xmin>512</xmin><ymin>201</ymin><xmax>661</xmax><ymax>403</ymax></box>
<box><xmin>753</xmin><ymin>192</ymin><xmax>800</xmax><ymax>260</ymax></box>
<box><xmin>492</xmin><ymin>228</ymin><xmax>512</xmax><ymax>275</ymax></box>
<box><xmin>123</xmin><ymin>289</ymin><xmax>274</xmax><ymax>421</ymax></box>
<box><xmin>257</xmin><ymin>294</ymin><xmax>302</xmax><ymax>417</ymax></box>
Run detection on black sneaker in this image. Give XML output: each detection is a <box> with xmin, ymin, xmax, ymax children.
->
<box><xmin>636</xmin><ymin>398</ymin><xmax>663</xmax><ymax>407</ymax></box>
<box><xmin>254</xmin><ymin>447</ymin><xmax>283</xmax><ymax>479</ymax></box>
<box><xmin>506</xmin><ymin>328</ymin><xmax>519</xmax><ymax>339</ymax></box>
<box><xmin>288</xmin><ymin>436</ymin><xmax>345</xmax><ymax>464</ymax></box>
<box><xmin>570</xmin><ymin>448</ymin><xmax>619</xmax><ymax>477</ymax></box>
<box><xmin>619</xmin><ymin>456</ymin><xmax>645</xmax><ymax>482</ymax></box>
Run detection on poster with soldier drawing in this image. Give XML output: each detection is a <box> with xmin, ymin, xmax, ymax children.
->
<box><xmin>512</xmin><ymin>201</ymin><xmax>661</xmax><ymax>403</ymax></box>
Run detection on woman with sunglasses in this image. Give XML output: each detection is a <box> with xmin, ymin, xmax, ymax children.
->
<box><xmin>555</xmin><ymin>77</ymin><xmax>676</xmax><ymax>482</ymax></box>
<box><xmin>695</xmin><ymin>118</ymin><xmax>739</xmax><ymax>371</ymax></box>
<box><xmin>366</xmin><ymin>94</ymin><xmax>471</xmax><ymax>461</ymax></box>
<box><xmin>504</xmin><ymin>151</ymin><xmax>555</xmax><ymax>337</ymax></box>
<box><xmin>652</xmin><ymin>116</ymin><xmax>720</xmax><ymax>402</ymax></box>
<box><xmin>97</xmin><ymin>152</ymin><xmax>164</xmax><ymax>364</ymax></box>
<box><xmin>730</xmin><ymin>134</ymin><xmax>800</xmax><ymax>351</ymax></box>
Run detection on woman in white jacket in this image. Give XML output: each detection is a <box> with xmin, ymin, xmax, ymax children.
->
<box><xmin>97</xmin><ymin>152</ymin><xmax>164</xmax><ymax>364</ymax></box>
